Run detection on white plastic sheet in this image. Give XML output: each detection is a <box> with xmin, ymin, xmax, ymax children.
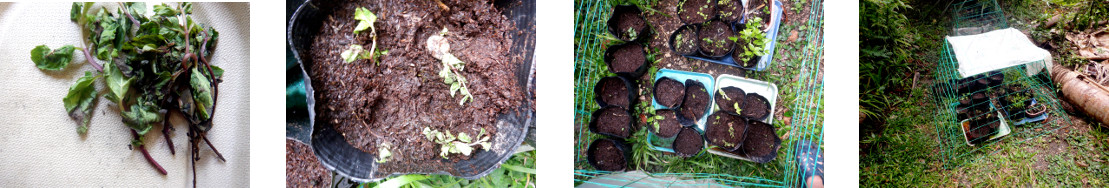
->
<box><xmin>946</xmin><ymin>28</ymin><xmax>1053</xmax><ymax>78</ymax></box>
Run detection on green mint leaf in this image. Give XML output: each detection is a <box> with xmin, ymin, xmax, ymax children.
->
<box><xmin>63</xmin><ymin>71</ymin><xmax>98</xmax><ymax>134</ymax></box>
<box><xmin>70</xmin><ymin>3</ymin><xmax>83</xmax><ymax>21</ymax></box>
<box><xmin>30</xmin><ymin>45</ymin><xmax>76</xmax><ymax>71</ymax></box>
<box><xmin>341</xmin><ymin>44</ymin><xmax>364</xmax><ymax>63</ymax></box>
<box><xmin>153</xmin><ymin>4</ymin><xmax>177</xmax><ymax>16</ymax></box>
<box><xmin>458</xmin><ymin>132</ymin><xmax>471</xmax><ymax>143</ymax></box>
<box><xmin>191</xmin><ymin>67</ymin><xmax>214</xmax><ymax>121</ymax></box>
<box><xmin>353</xmin><ymin>7</ymin><xmax>376</xmax><ymax>34</ymax></box>
<box><xmin>122</xmin><ymin>103</ymin><xmax>161</xmax><ymax>136</ymax></box>
<box><xmin>105</xmin><ymin>62</ymin><xmax>133</xmax><ymax>103</ymax></box>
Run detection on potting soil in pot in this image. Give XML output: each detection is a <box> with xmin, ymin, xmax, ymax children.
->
<box><xmin>678</xmin><ymin>0</ymin><xmax>714</xmax><ymax>24</ymax></box>
<box><xmin>594</xmin><ymin>107</ymin><xmax>632</xmax><ymax>138</ymax></box>
<box><xmin>743</xmin><ymin>93</ymin><xmax>771</xmax><ymax>120</ymax></box>
<box><xmin>714</xmin><ymin>86</ymin><xmax>746</xmax><ymax>115</ymax></box>
<box><xmin>698</xmin><ymin>20</ymin><xmax>735</xmax><ymax>57</ymax></box>
<box><xmin>739</xmin><ymin>120</ymin><xmax>777</xmax><ymax>159</ymax></box>
<box><xmin>612</xmin><ymin>6</ymin><xmax>647</xmax><ymax>41</ymax></box>
<box><xmin>598</xmin><ymin>77</ymin><xmax>631</xmax><ymax>107</ymax></box>
<box><xmin>716</xmin><ymin>0</ymin><xmax>743</xmax><ymax>23</ymax></box>
<box><xmin>287</xmin><ymin>139</ymin><xmax>332</xmax><ymax>188</ymax></box>
<box><xmin>655</xmin><ymin>110</ymin><xmax>682</xmax><ymax>138</ymax></box>
<box><xmin>671</xmin><ymin>25</ymin><xmax>700</xmax><ymax>55</ymax></box>
<box><xmin>706</xmin><ymin>111</ymin><xmax>746</xmax><ymax>150</ymax></box>
<box><xmin>589</xmin><ymin>139</ymin><xmax>626</xmax><ymax>171</ymax></box>
<box><xmin>673</xmin><ymin>127</ymin><xmax>705</xmax><ymax>157</ymax></box>
<box><xmin>679</xmin><ymin>81</ymin><xmax>711</xmax><ymax>124</ymax></box>
<box><xmin>654</xmin><ymin>77</ymin><xmax>685</xmax><ymax>108</ymax></box>
<box><xmin>609</xmin><ymin>43</ymin><xmax>646</xmax><ymax>74</ymax></box>
<box><xmin>747</xmin><ymin>0</ymin><xmax>771</xmax><ymax>29</ymax></box>
<box><xmin>307</xmin><ymin>0</ymin><xmax>524</xmax><ymax>174</ymax></box>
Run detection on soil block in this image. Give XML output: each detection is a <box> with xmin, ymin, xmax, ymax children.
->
<box><xmin>303</xmin><ymin>0</ymin><xmax>523</xmax><ymax>176</ymax></box>
<box><xmin>287</xmin><ymin>139</ymin><xmax>331</xmax><ymax>188</ymax></box>
<box><xmin>673</xmin><ymin>127</ymin><xmax>705</xmax><ymax>157</ymax></box>
<box><xmin>669</xmin><ymin>24</ymin><xmax>700</xmax><ymax>56</ymax></box>
<box><xmin>742</xmin><ymin>93</ymin><xmax>771</xmax><ymax>121</ymax></box>
<box><xmin>678</xmin><ymin>80</ymin><xmax>711</xmax><ymax>125</ymax></box>
<box><xmin>738</xmin><ymin>120</ymin><xmax>780</xmax><ymax>163</ymax></box>
<box><xmin>604</xmin><ymin>43</ymin><xmax>648</xmax><ymax>78</ymax></box>
<box><xmin>714</xmin><ymin>86</ymin><xmax>746</xmax><ymax>116</ymax></box>
<box><xmin>697</xmin><ymin>20</ymin><xmax>735</xmax><ymax>57</ymax></box>
<box><xmin>678</xmin><ymin>0</ymin><xmax>715</xmax><ymax>24</ymax></box>
<box><xmin>587</xmin><ymin>138</ymin><xmax>630</xmax><ymax>171</ymax></box>
<box><xmin>654</xmin><ymin>77</ymin><xmax>686</xmax><ymax>109</ymax></box>
<box><xmin>608</xmin><ymin>5</ymin><xmax>649</xmax><ymax>42</ymax></box>
<box><xmin>716</xmin><ymin>0</ymin><xmax>744</xmax><ymax>24</ymax></box>
<box><xmin>595</xmin><ymin>76</ymin><xmax>635</xmax><ymax>108</ymax></box>
<box><xmin>590</xmin><ymin>106</ymin><xmax>633</xmax><ymax>138</ymax></box>
<box><xmin>706</xmin><ymin>111</ymin><xmax>747</xmax><ymax>151</ymax></box>
<box><xmin>654</xmin><ymin>109</ymin><xmax>682</xmax><ymax>138</ymax></box>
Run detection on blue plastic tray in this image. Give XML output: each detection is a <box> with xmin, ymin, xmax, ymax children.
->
<box><xmin>683</xmin><ymin>0</ymin><xmax>783</xmax><ymax>71</ymax></box>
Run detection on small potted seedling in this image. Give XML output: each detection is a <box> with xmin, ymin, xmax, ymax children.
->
<box><xmin>594</xmin><ymin>76</ymin><xmax>636</xmax><ymax>108</ymax></box>
<box><xmin>745</xmin><ymin>0</ymin><xmax>772</xmax><ymax>29</ymax></box>
<box><xmin>672</xmin><ymin>127</ymin><xmax>705</xmax><ymax>157</ymax></box>
<box><xmin>587</xmin><ymin>138</ymin><xmax>631</xmax><ymax>171</ymax></box>
<box><xmin>698</xmin><ymin>19</ymin><xmax>735</xmax><ymax>58</ymax></box>
<box><xmin>705</xmin><ymin>111</ymin><xmax>747</xmax><ymax>151</ymax></box>
<box><xmin>678</xmin><ymin>0</ymin><xmax>715</xmax><ymax>24</ymax></box>
<box><xmin>669</xmin><ymin>24</ymin><xmax>701</xmax><ymax>56</ymax></box>
<box><xmin>742</xmin><ymin>93</ymin><xmax>771</xmax><ymax>121</ymax></box>
<box><xmin>731</xmin><ymin>17</ymin><xmax>768</xmax><ymax>69</ymax></box>
<box><xmin>1002</xmin><ymin>91</ymin><xmax>1031</xmax><ymax>121</ymax></box>
<box><xmin>678</xmin><ymin>80</ymin><xmax>711</xmax><ymax>125</ymax></box>
<box><xmin>604</xmin><ymin>43</ymin><xmax>649</xmax><ymax>78</ymax></box>
<box><xmin>590</xmin><ymin>106</ymin><xmax>634</xmax><ymax>139</ymax></box>
<box><xmin>341</xmin><ymin>7</ymin><xmax>389</xmax><ymax>64</ymax></box>
<box><xmin>714</xmin><ymin>86</ymin><xmax>746</xmax><ymax>116</ymax></box>
<box><xmin>716</xmin><ymin>0</ymin><xmax>744</xmax><ymax>24</ymax></box>
<box><xmin>653</xmin><ymin>77</ymin><xmax>686</xmax><ymax>109</ymax></box>
<box><xmin>607</xmin><ymin>5</ymin><xmax>650</xmax><ymax>42</ymax></box>
<box><xmin>649</xmin><ymin>109</ymin><xmax>683</xmax><ymax>146</ymax></box>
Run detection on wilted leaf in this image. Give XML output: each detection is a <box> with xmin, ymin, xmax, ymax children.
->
<box><xmin>30</xmin><ymin>45</ymin><xmax>76</xmax><ymax>70</ymax></box>
<box><xmin>353</xmin><ymin>7</ymin><xmax>377</xmax><ymax>35</ymax></box>
<box><xmin>341</xmin><ymin>44</ymin><xmax>364</xmax><ymax>63</ymax></box>
<box><xmin>191</xmin><ymin>67</ymin><xmax>214</xmax><ymax>121</ymax></box>
<box><xmin>63</xmin><ymin>71</ymin><xmax>98</xmax><ymax>134</ymax></box>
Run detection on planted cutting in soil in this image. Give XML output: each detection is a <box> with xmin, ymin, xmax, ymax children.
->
<box><xmin>287</xmin><ymin>139</ymin><xmax>331</xmax><ymax>188</ymax></box>
<box><xmin>596</xmin><ymin>76</ymin><xmax>633</xmax><ymax>108</ymax></box>
<box><xmin>588</xmin><ymin>138</ymin><xmax>628</xmax><ymax>171</ymax></box>
<box><xmin>730</xmin><ymin>23</ymin><xmax>759</xmax><ymax>69</ymax></box>
<box><xmin>738</xmin><ymin>120</ymin><xmax>777</xmax><ymax>160</ymax></box>
<box><xmin>307</xmin><ymin>0</ymin><xmax>523</xmax><ymax>174</ymax></box>
<box><xmin>698</xmin><ymin>20</ymin><xmax>735</xmax><ymax>57</ymax></box>
<box><xmin>678</xmin><ymin>80</ymin><xmax>710</xmax><ymax>124</ymax></box>
<box><xmin>965</xmin><ymin>112</ymin><xmax>999</xmax><ymax>144</ymax></box>
<box><xmin>653</xmin><ymin>77</ymin><xmax>685</xmax><ymax>109</ymax></box>
<box><xmin>746</xmin><ymin>0</ymin><xmax>771</xmax><ymax>29</ymax></box>
<box><xmin>678</xmin><ymin>0</ymin><xmax>714</xmax><ymax>24</ymax></box>
<box><xmin>673</xmin><ymin>127</ymin><xmax>704</xmax><ymax>157</ymax></box>
<box><xmin>591</xmin><ymin>106</ymin><xmax>633</xmax><ymax>138</ymax></box>
<box><xmin>742</xmin><ymin>93</ymin><xmax>771</xmax><ymax>120</ymax></box>
<box><xmin>670</xmin><ymin>24</ymin><xmax>700</xmax><ymax>56</ymax></box>
<box><xmin>654</xmin><ymin>109</ymin><xmax>682</xmax><ymax>138</ymax></box>
<box><xmin>706</xmin><ymin>111</ymin><xmax>747</xmax><ymax>151</ymax></box>
<box><xmin>714</xmin><ymin>86</ymin><xmax>746</xmax><ymax>116</ymax></box>
<box><xmin>717</xmin><ymin>0</ymin><xmax>744</xmax><ymax>23</ymax></box>
<box><xmin>605</xmin><ymin>43</ymin><xmax>647</xmax><ymax>77</ymax></box>
<box><xmin>609</xmin><ymin>5</ymin><xmax>648</xmax><ymax>41</ymax></box>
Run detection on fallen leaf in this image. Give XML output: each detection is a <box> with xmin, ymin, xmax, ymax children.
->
<box><xmin>787</xmin><ymin>30</ymin><xmax>798</xmax><ymax>43</ymax></box>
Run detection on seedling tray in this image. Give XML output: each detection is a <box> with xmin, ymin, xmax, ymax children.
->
<box><xmin>680</xmin><ymin>0</ymin><xmax>782</xmax><ymax>71</ymax></box>
<box><xmin>959</xmin><ymin>103</ymin><xmax>1010</xmax><ymax>146</ymax></box>
<box><xmin>710</xmin><ymin>74</ymin><xmax>779</xmax><ymax>124</ymax></box>
<box><xmin>1001</xmin><ymin>98</ymin><xmax>1047</xmax><ymax>126</ymax></box>
<box><xmin>648</xmin><ymin>69</ymin><xmax>715</xmax><ymax>152</ymax></box>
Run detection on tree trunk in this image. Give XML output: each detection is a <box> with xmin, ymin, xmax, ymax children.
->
<box><xmin>1051</xmin><ymin>66</ymin><xmax>1109</xmax><ymax>126</ymax></box>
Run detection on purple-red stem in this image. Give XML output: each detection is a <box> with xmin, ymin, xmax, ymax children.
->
<box><xmin>131</xmin><ymin>130</ymin><xmax>167</xmax><ymax>175</ymax></box>
<box><xmin>202</xmin><ymin>134</ymin><xmax>226</xmax><ymax>162</ymax></box>
<box><xmin>163</xmin><ymin>118</ymin><xmax>176</xmax><ymax>155</ymax></box>
<box><xmin>79</xmin><ymin>47</ymin><xmax>103</xmax><ymax>72</ymax></box>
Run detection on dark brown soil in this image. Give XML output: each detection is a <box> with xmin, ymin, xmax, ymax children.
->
<box><xmin>706</xmin><ymin>111</ymin><xmax>746</xmax><ymax>150</ymax></box>
<box><xmin>307</xmin><ymin>0</ymin><xmax>523</xmax><ymax>174</ymax></box>
<box><xmin>742</xmin><ymin>93</ymin><xmax>770</xmax><ymax>120</ymax></box>
<box><xmin>716</xmin><ymin>0</ymin><xmax>743</xmax><ymax>23</ymax></box>
<box><xmin>673</xmin><ymin>127</ymin><xmax>704</xmax><ymax>157</ymax></box>
<box><xmin>609</xmin><ymin>43</ymin><xmax>646</xmax><ymax>73</ymax></box>
<box><xmin>594</xmin><ymin>107</ymin><xmax>631</xmax><ymax>138</ymax></box>
<box><xmin>740</xmin><ymin>120</ymin><xmax>776</xmax><ymax>158</ymax></box>
<box><xmin>747</xmin><ymin>0</ymin><xmax>771</xmax><ymax>29</ymax></box>
<box><xmin>966</xmin><ymin>112</ymin><xmax>998</xmax><ymax>144</ymax></box>
<box><xmin>671</xmin><ymin>25</ymin><xmax>699</xmax><ymax>56</ymax></box>
<box><xmin>714</xmin><ymin>86</ymin><xmax>745</xmax><ymax>115</ymax></box>
<box><xmin>654</xmin><ymin>109</ymin><xmax>682</xmax><ymax>138</ymax></box>
<box><xmin>287</xmin><ymin>139</ymin><xmax>331</xmax><ymax>188</ymax></box>
<box><xmin>589</xmin><ymin>139</ymin><xmax>626</xmax><ymax>171</ymax></box>
<box><xmin>678</xmin><ymin>0</ymin><xmax>714</xmax><ymax>24</ymax></box>
<box><xmin>612</xmin><ymin>6</ymin><xmax>647</xmax><ymax>41</ymax></box>
<box><xmin>653</xmin><ymin>77</ymin><xmax>685</xmax><ymax>108</ymax></box>
<box><xmin>598</xmin><ymin>77</ymin><xmax>631</xmax><ymax>107</ymax></box>
<box><xmin>698</xmin><ymin>20</ymin><xmax>735</xmax><ymax>57</ymax></box>
<box><xmin>678</xmin><ymin>81</ymin><xmax>710</xmax><ymax>123</ymax></box>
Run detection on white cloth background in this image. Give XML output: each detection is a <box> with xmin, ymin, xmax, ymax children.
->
<box><xmin>946</xmin><ymin>28</ymin><xmax>1053</xmax><ymax>78</ymax></box>
<box><xmin>0</xmin><ymin>2</ymin><xmax>249</xmax><ymax>187</ymax></box>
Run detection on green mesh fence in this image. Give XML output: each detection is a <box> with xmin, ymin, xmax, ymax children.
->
<box><xmin>930</xmin><ymin>0</ymin><xmax>1072</xmax><ymax>168</ymax></box>
<box><xmin>573</xmin><ymin>0</ymin><xmax>823</xmax><ymax>187</ymax></box>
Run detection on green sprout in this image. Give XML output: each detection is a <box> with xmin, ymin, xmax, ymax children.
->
<box><xmin>423</xmin><ymin>127</ymin><xmax>492</xmax><ymax>159</ymax></box>
<box><xmin>342</xmin><ymin>7</ymin><xmax>387</xmax><ymax>64</ymax></box>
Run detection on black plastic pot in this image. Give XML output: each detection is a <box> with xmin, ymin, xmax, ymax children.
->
<box><xmin>607</xmin><ymin>5</ymin><xmax>651</xmax><ymax>42</ymax></box>
<box><xmin>589</xmin><ymin>106</ymin><xmax>635</xmax><ymax>139</ymax></box>
<box><xmin>604</xmin><ymin>43</ymin><xmax>650</xmax><ymax>79</ymax></box>
<box><xmin>705</xmin><ymin>111</ymin><xmax>748</xmax><ymax>151</ymax></box>
<box><xmin>678</xmin><ymin>0</ymin><xmax>716</xmax><ymax>24</ymax></box>
<box><xmin>653</xmin><ymin>77</ymin><xmax>685</xmax><ymax>109</ymax></box>
<box><xmin>714</xmin><ymin>86</ymin><xmax>746</xmax><ymax>116</ymax></box>
<box><xmin>672</xmin><ymin>127</ymin><xmax>705</xmax><ymax>157</ymax></box>
<box><xmin>669</xmin><ymin>24</ymin><xmax>701</xmax><ymax>56</ymax></box>
<box><xmin>716</xmin><ymin>0</ymin><xmax>744</xmax><ymax>24</ymax></box>
<box><xmin>737</xmin><ymin>120</ymin><xmax>781</xmax><ymax>163</ymax></box>
<box><xmin>677</xmin><ymin>80</ymin><xmax>712</xmax><ymax>126</ymax></box>
<box><xmin>742</xmin><ymin>93</ymin><xmax>771</xmax><ymax>121</ymax></box>
<box><xmin>987</xmin><ymin>71</ymin><xmax>1004</xmax><ymax>88</ymax></box>
<box><xmin>697</xmin><ymin>19</ymin><xmax>736</xmax><ymax>58</ymax></box>
<box><xmin>594</xmin><ymin>76</ymin><xmax>637</xmax><ymax>109</ymax></box>
<box><xmin>288</xmin><ymin>0</ymin><xmax>535</xmax><ymax>182</ymax></box>
<box><xmin>649</xmin><ymin>109</ymin><xmax>683</xmax><ymax>148</ymax></box>
<box><xmin>587</xmin><ymin>138</ymin><xmax>631</xmax><ymax>171</ymax></box>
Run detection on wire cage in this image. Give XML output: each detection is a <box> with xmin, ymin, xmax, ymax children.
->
<box><xmin>573</xmin><ymin>0</ymin><xmax>824</xmax><ymax>187</ymax></box>
<box><xmin>931</xmin><ymin>0</ymin><xmax>1072</xmax><ymax>168</ymax></box>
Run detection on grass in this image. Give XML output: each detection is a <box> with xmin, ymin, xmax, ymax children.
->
<box><xmin>359</xmin><ymin>148</ymin><xmax>536</xmax><ymax>188</ymax></box>
<box><xmin>860</xmin><ymin>0</ymin><xmax>1109</xmax><ymax>187</ymax></box>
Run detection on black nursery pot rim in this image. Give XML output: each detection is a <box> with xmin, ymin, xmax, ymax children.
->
<box><xmin>589</xmin><ymin>106</ymin><xmax>635</xmax><ymax>139</ymax></box>
<box><xmin>668</xmin><ymin>23</ymin><xmax>701</xmax><ymax>56</ymax></box>
<box><xmin>705</xmin><ymin>111</ymin><xmax>748</xmax><ymax>151</ymax></box>
<box><xmin>603</xmin><ymin>42</ymin><xmax>650</xmax><ymax>79</ymax></box>
<box><xmin>744</xmin><ymin>93</ymin><xmax>771</xmax><ymax>121</ymax></box>
<box><xmin>594</xmin><ymin>76</ymin><xmax>637</xmax><ymax>109</ymax></box>
<box><xmin>697</xmin><ymin>19</ymin><xmax>737</xmax><ymax>58</ymax></box>
<box><xmin>653</xmin><ymin>76</ymin><xmax>685</xmax><ymax>109</ymax></box>
<box><xmin>587</xmin><ymin>138</ymin><xmax>632</xmax><ymax>171</ymax></box>
<box><xmin>672</xmin><ymin>127</ymin><xmax>705</xmax><ymax>157</ymax></box>
<box><xmin>607</xmin><ymin>5</ymin><xmax>651</xmax><ymax>42</ymax></box>
<box><xmin>715</xmin><ymin>86</ymin><xmax>746</xmax><ymax>116</ymax></box>
<box><xmin>677</xmin><ymin>79</ymin><xmax>711</xmax><ymax>126</ymax></box>
<box><xmin>738</xmin><ymin>120</ymin><xmax>782</xmax><ymax>163</ymax></box>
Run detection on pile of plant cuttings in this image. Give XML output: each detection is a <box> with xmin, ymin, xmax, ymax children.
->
<box><xmin>29</xmin><ymin>2</ymin><xmax>224</xmax><ymax>186</ymax></box>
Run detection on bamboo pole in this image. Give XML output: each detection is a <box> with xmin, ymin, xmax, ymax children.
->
<box><xmin>1051</xmin><ymin>66</ymin><xmax>1109</xmax><ymax>125</ymax></box>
